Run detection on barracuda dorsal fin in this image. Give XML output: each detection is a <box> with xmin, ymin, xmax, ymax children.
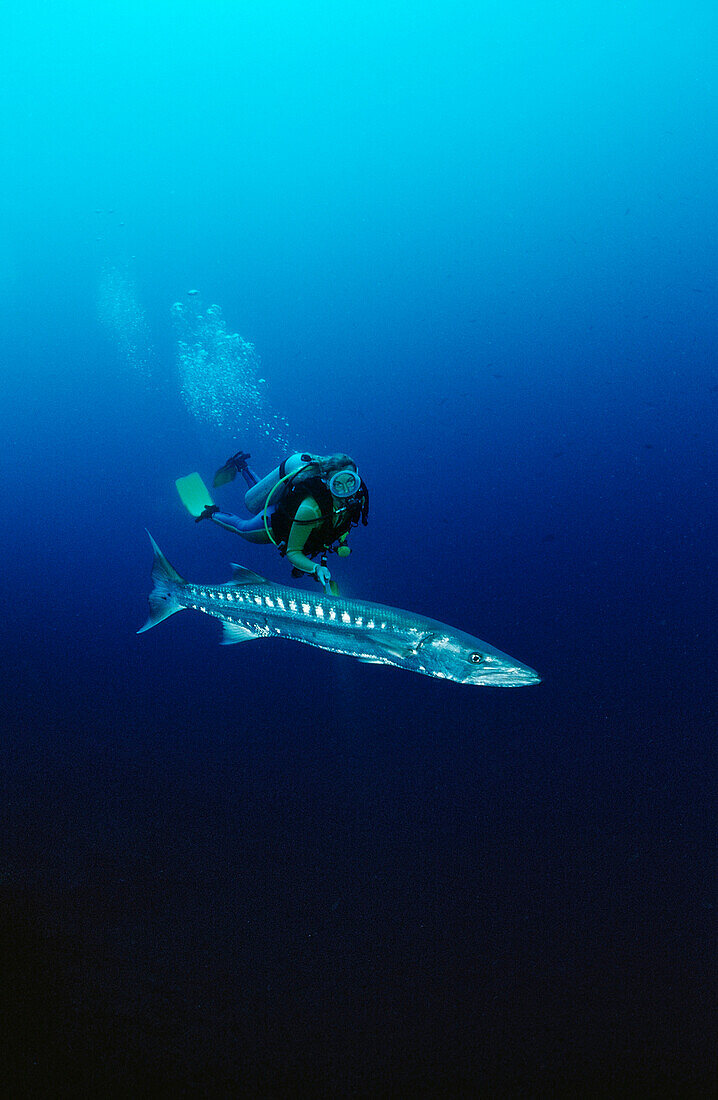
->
<box><xmin>230</xmin><ymin>564</ymin><xmax>269</xmax><ymax>585</ymax></box>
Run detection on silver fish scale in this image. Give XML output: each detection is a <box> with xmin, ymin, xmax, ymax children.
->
<box><xmin>139</xmin><ymin>540</ymin><xmax>540</xmax><ymax>685</ymax></box>
<box><xmin>180</xmin><ymin>579</ymin><xmax>424</xmax><ymax>657</ymax></box>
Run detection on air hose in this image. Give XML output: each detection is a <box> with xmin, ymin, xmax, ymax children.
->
<box><xmin>261</xmin><ymin>462</ymin><xmax>312</xmax><ymax>544</ymax></box>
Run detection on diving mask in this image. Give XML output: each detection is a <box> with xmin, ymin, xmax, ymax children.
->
<box><xmin>327</xmin><ymin>469</ymin><xmax>362</xmax><ymax>499</ymax></box>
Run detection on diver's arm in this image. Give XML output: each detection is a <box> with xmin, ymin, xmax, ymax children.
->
<box><xmin>286</xmin><ymin>498</ymin><xmax>324</xmax><ymax>575</ymax></box>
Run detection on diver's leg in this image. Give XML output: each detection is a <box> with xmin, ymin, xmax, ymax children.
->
<box><xmin>230</xmin><ymin>451</ymin><xmax>259</xmax><ymax>488</ymax></box>
<box><xmin>240</xmin><ymin>465</ymin><xmax>259</xmax><ymax>488</ymax></box>
<box><xmin>212</xmin><ymin>509</ymin><xmax>273</xmax><ymax>544</ymax></box>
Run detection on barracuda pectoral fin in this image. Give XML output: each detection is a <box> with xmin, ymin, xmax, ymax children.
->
<box><xmin>220</xmin><ymin>621</ymin><xmax>258</xmax><ymax>645</ymax></box>
<box><xmin>359</xmin><ymin>630</ymin><xmax>435</xmax><ymax>662</ymax></box>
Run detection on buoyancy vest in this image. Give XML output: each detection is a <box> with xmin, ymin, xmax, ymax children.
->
<box><xmin>270</xmin><ymin>476</ymin><xmax>369</xmax><ymax>559</ymax></box>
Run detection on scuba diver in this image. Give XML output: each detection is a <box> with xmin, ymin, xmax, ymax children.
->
<box><xmin>176</xmin><ymin>452</ymin><xmax>368</xmax><ymax>591</ymax></box>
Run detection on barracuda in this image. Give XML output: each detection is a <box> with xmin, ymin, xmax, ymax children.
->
<box><xmin>138</xmin><ymin>534</ymin><xmax>540</xmax><ymax>687</ymax></box>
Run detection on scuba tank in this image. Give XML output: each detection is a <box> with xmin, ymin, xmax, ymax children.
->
<box><xmin>243</xmin><ymin>452</ymin><xmax>315</xmax><ymax>515</ymax></box>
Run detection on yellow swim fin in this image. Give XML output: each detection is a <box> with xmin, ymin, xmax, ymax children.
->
<box><xmin>175</xmin><ymin>472</ymin><xmax>215</xmax><ymax>518</ymax></box>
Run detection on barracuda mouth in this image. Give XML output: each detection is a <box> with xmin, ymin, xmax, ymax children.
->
<box><xmin>475</xmin><ymin>666</ymin><xmax>541</xmax><ymax>687</ymax></box>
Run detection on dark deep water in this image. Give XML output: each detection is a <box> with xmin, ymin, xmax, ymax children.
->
<box><xmin>1</xmin><ymin>3</ymin><xmax>715</xmax><ymax>1095</ymax></box>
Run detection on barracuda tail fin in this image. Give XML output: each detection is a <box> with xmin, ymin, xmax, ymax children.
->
<box><xmin>137</xmin><ymin>532</ymin><xmax>186</xmax><ymax>634</ymax></box>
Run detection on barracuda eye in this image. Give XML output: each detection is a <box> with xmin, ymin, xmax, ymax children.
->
<box><xmin>470</xmin><ymin>653</ymin><xmax>483</xmax><ymax>664</ymax></box>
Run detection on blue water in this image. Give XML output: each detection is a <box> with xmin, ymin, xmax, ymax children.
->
<box><xmin>2</xmin><ymin>2</ymin><xmax>715</xmax><ymax>1093</ymax></box>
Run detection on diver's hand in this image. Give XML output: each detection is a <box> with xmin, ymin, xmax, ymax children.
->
<box><xmin>314</xmin><ymin>565</ymin><xmax>332</xmax><ymax>587</ymax></box>
<box><xmin>195</xmin><ymin>504</ymin><xmax>219</xmax><ymax>523</ymax></box>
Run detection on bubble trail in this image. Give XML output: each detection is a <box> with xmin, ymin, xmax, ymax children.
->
<box><xmin>98</xmin><ymin>266</ymin><xmax>154</xmax><ymax>382</ymax></box>
<box><xmin>171</xmin><ymin>295</ymin><xmax>292</xmax><ymax>451</ymax></box>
